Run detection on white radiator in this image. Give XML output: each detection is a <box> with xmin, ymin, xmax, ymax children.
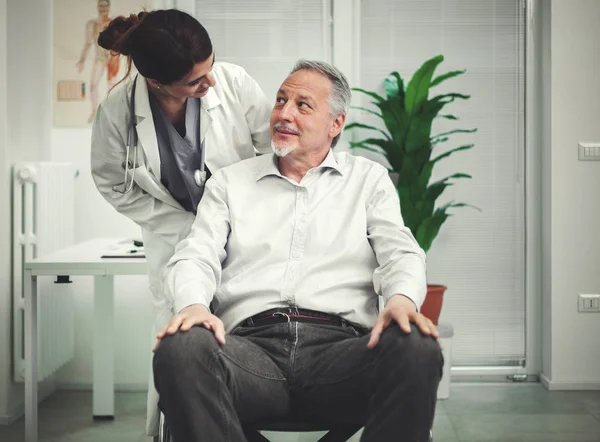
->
<box><xmin>12</xmin><ymin>162</ymin><xmax>77</xmax><ymax>382</ymax></box>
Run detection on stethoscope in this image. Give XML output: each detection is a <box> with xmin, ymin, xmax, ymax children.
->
<box><xmin>114</xmin><ymin>74</ymin><xmax>207</xmax><ymax>194</ymax></box>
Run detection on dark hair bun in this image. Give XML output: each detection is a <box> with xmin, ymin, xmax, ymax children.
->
<box><xmin>98</xmin><ymin>12</ymin><xmax>147</xmax><ymax>55</ymax></box>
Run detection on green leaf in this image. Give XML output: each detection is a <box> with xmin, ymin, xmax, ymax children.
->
<box><xmin>430</xmin><ymin>69</ymin><xmax>466</xmax><ymax>87</ymax></box>
<box><xmin>404</xmin><ymin>55</ymin><xmax>444</xmax><ymax>115</ymax></box>
<box><xmin>397</xmin><ymin>187</ymin><xmax>419</xmax><ymax>233</ymax></box>
<box><xmin>423</xmin><ymin>181</ymin><xmax>453</xmax><ymax>203</ymax></box>
<box><xmin>431</xmin><ymin>137</ymin><xmax>448</xmax><ymax>146</ymax></box>
<box><xmin>391</xmin><ymin>72</ymin><xmax>405</xmax><ymax>101</ymax></box>
<box><xmin>441</xmin><ymin>202</ymin><xmax>482</xmax><ymax>212</ymax></box>
<box><xmin>351</xmin><ymin>87</ymin><xmax>385</xmax><ymax>102</ymax></box>
<box><xmin>415</xmin><ymin>210</ymin><xmax>449</xmax><ymax>252</ymax></box>
<box><xmin>439</xmin><ymin>172</ymin><xmax>473</xmax><ymax>181</ymax></box>
<box><xmin>375</xmin><ymin>100</ymin><xmax>410</xmax><ymax>145</ymax></box>
<box><xmin>430</xmin><ymin>144</ymin><xmax>474</xmax><ymax>163</ymax></box>
<box><xmin>421</xmin><ymin>174</ymin><xmax>471</xmax><ymax>206</ymax></box>
<box><xmin>384</xmin><ymin>76</ymin><xmax>400</xmax><ymax>98</ymax></box>
<box><xmin>348</xmin><ymin>142</ymin><xmax>384</xmax><ymax>155</ymax></box>
<box><xmin>438</xmin><ymin>114</ymin><xmax>458</xmax><ymax>120</ymax></box>
<box><xmin>350</xmin><ymin>106</ymin><xmax>383</xmax><ymax>119</ymax></box>
<box><xmin>384</xmin><ymin>72</ymin><xmax>405</xmax><ymax>100</ymax></box>
<box><xmin>429</xmin><ymin>92</ymin><xmax>471</xmax><ymax>102</ymax></box>
<box><xmin>430</xmin><ymin>128</ymin><xmax>477</xmax><ymax>141</ymax></box>
<box><xmin>351</xmin><ymin>138</ymin><xmax>398</xmax><ymax>167</ymax></box>
<box><xmin>344</xmin><ymin>122</ymin><xmax>391</xmax><ymax>140</ymax></box>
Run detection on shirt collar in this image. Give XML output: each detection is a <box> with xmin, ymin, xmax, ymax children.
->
<box><xmin>256</xmin><ymin>149</ymin><xmax>344</xmax><ymax>182</ymax></box>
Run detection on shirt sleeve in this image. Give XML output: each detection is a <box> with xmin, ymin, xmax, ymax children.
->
<box><xmin>366</xmin><ymin>167</ymin><xmax>427</xmax><ymax>310</ymax></box>
<box><xmin>165</xmin><ymin>174</ymin><xmax>231</xmax><ymax>313</ymax></box>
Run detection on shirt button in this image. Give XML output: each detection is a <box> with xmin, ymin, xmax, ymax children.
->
<box><xmin>291</xmin><ymin>251</ymin><xmax>301</xmax><ymax>259</ymax></box>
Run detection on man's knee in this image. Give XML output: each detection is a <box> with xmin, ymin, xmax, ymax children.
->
<box><xmin>376</xmin><ymin>325</ymin><xmax>443</xmax><ymax>379</ymax></box>
<box><xmin>153</xmin><ymin>326</ymin><xmax>220</xmax><ymax>380</ymax></box>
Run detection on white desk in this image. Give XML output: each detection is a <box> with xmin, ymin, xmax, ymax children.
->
<box><xmin>24</xmin><ymin>238</ymin><xmax>148</xmax><ymax>442</ymax></box>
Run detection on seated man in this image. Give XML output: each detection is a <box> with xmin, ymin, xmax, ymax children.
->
<box><xmin>153</xmin><ymin>60</ymin><xmax>443</xmax><ymax>442</ymax></box>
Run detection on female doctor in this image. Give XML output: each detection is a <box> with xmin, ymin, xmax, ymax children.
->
<box><xmin>90</xmin><ymin>9</ymin><xmax>271</xmax><ymax>435</ymax></box>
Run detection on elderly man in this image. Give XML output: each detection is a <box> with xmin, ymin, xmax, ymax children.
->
<box><xmin>153</xmin><ymin>60</ymin><xmax>442</xmax><ymax>442</ymax></box>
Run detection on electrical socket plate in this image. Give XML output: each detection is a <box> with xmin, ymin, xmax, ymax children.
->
<box><xmin>578</xmin><ymin>143</ymin><xmax>600</xmax><ymax>161</ymax></box>
<box><xmin>578</xmin><ymin>294</ymin><xmax>600</xmax><ymax>312</ymax></box>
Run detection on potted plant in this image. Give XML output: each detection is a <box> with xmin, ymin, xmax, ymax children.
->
<box><xmin>345</xmin><ymin>54</ymin><xmax>477</xmax><ymax>324</ymax></box>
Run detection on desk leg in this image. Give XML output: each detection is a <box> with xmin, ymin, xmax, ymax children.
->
<box><xmin>25</xmin><ymin>270</ymin><xmax>38</xmax><ymax>442</ymax></box>
<box><xmin>93</xmin><ymin>275</ymin><xmax>115</xmax><ymax>420</ymax></box>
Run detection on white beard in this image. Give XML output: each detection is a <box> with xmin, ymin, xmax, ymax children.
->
<box><xmin>271</xmin><ymin>139</ymin><xmax>298</xmax><ymax>158</ymax></box>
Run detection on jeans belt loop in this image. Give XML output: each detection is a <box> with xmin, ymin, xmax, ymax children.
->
<box><xmin>272</xmin><ymin>312</ymin><xmax>291</xmax><ymax>323</ymax></box>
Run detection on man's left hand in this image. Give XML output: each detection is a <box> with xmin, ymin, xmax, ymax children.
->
<box><xmin>367</xmin><ymin>294</ymin><xmax>439</xmax><ymax>349</ymax></box>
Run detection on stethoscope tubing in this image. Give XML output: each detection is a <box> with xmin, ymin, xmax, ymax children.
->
<box><xmin>115</xmin><ymin>74</ymin><xmax>206</xmax><ymax>194</ymax></box>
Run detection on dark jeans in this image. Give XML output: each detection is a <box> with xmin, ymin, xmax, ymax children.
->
<box><xmin>153</xmin><ymin>319</ymin><xmax>443</xmax><ymax>442</ymax></box>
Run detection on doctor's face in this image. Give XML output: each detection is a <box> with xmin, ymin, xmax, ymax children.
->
<box><xmin>162</xmin><ymin>53</ymin><xmax>216</xmax><ymax>99</ymax></box>
<box><xmin>270</xmin><ymin>69</ymin><xmax>344</xmax><ymax>158</ymax></box>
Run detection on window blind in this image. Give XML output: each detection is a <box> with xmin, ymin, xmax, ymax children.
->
<box><xmin>356</xmin><ymin>0</ymin><xmax>526</xmax><ymax>366</ymax></box>
<box><xmin>194</xmin><ymin>0</ymin><xmax>331</xmax><ymax>101</ymax></box>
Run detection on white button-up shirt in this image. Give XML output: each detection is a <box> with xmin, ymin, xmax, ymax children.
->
<box><xmin>166</xmin><ymin>150</ymin><xmax>427</xmax><ymax>331</ymax></box>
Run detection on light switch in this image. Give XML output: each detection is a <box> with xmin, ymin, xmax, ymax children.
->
<box><xmin>579</xmin><ymin>142</ymin><xmax>600</xmax><ymax>161</ymax></box>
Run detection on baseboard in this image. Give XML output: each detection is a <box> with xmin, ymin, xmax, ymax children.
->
<box><xmin>57</xmin><ymin>382</ymin><xmax>148</xmax><ymax>392</ymax></box>
<box><xmin>540</xmin><ymin>374</ymin><xmax>600</xmax><ymax>390</ymax></box>
<box><xmin>540</xmin><ymin>373</ymin><xmax>551</xmax><ymax>389</ymax></box>
<box><xmin>0</xmin><ymin>411</ymin><xmax>21</xmax><ymax>426</ymax></box>
<box><xmin>0</xmin><ymin>381</ymin><xmax>57</xmax><ymax>425</ymax></box>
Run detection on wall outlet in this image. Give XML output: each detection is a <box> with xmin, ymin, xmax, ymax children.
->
<box><xmin>578</xmin><ymin>294</ymin><xmax>600</xmax><ymax>312</ymax></box>
<box><xmin>578</xmin><ymin>142</ymin><xmax>600</xmax><ymax>161</ymax></box>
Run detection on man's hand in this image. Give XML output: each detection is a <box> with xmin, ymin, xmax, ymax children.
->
<box><xmin>367</xmin><ymin>294</ymin><xmax>439</xmax><ymax>349</ymax></box>
<box><xmin>152</xmin><ymin>304</ymin><xmax>226</xmax><ymax>352</ymax></box>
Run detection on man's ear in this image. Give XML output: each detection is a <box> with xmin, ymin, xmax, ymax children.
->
<box><xmin>329</xmin><ymin>113</ymin><xmax>346</xmax><ymax>139</ymax></box>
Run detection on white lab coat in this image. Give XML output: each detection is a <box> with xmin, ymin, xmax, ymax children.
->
<box><xmin>90</xmin><ymin>62</ymin><xmax>272</xmax><ymax>435</ymax></box>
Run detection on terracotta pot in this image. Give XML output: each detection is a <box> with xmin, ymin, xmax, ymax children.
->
<box><xmin>420</xmin><ymin>284</ymin><xmax>446</xmax><ymax>325</ymax></box>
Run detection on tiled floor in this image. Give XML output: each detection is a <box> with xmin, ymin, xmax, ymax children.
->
<box><xmin>1</xmin><ymin>383</ymin><xmax>599</xmax><ymax>441</ymax></box>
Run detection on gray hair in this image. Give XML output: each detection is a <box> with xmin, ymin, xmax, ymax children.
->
<box><xmin>289</xmin><ymin>60</ymin><xmax>351</xmax><ymax>148</ymax></box>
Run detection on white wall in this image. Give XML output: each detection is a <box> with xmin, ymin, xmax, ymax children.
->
<box><xmin>541</xmin><ymin>0</ymin><xmax>600</xmax><ymax>388</ymax></box>
<box><xmin>0</xmin><ymin>0</ymin><xmax>55</xmax><ymax>423</ymax></box>
<box><xmin>0</xmin><ymin>0</ymin><xmax>11</xmax><ymax>422</ymax></box>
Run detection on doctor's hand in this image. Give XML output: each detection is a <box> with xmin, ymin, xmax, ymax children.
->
<box><xmin>152</xmin><ymin>304</ymin><xmax>226</xmax><ymax>352</ymax></box>
<box><xmin>367</xmin><ymin>294</ymin><xmax>438</xmax><ymax>350</ymax></box>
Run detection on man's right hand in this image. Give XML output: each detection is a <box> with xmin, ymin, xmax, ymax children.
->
<box><xmin>152</xmin><ymin>304</ymin><xmax>226</xmax><ymax>352</ymax></box>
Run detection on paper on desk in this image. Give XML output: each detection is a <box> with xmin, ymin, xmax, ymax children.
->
<box><xmin>101</xmin><ymin>244</ymin><xmax>146</xmax><ymax>259</ymax></box>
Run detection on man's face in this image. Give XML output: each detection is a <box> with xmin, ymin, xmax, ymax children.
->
<box><xmin>270</xmin><ymin>69</ymin><xmax>344</xmax><ymax>158</ymax></box>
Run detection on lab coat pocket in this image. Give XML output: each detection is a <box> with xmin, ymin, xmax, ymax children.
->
<box><xmin>131</xmin><ymin>166</ymin><xmax>182</xmax><ymax>209</ymax></box>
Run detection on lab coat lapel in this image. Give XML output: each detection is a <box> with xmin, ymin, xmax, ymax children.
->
<box><xmin>134</xmin><ymin>77</ymin><xmax>162</xmax><ymax>181</ymax></box>
<box><xmin>131</xmin><ymin>76</ymin><xmax>184</xmax><ymax>210</ymax></box>
<box><xmin>200</xmin><ymin>87</ymin><xmax>222</xmax><ymax>174</ymax></box>
<box><xmin>200</xmin><ymin>87</ymin><xmax>220</xmax><ymax>143</ymax></box>
<box><xmin>132</xmin><ymin>166</ymin><xmax>182</xmax><ymax>208</ymax></box>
